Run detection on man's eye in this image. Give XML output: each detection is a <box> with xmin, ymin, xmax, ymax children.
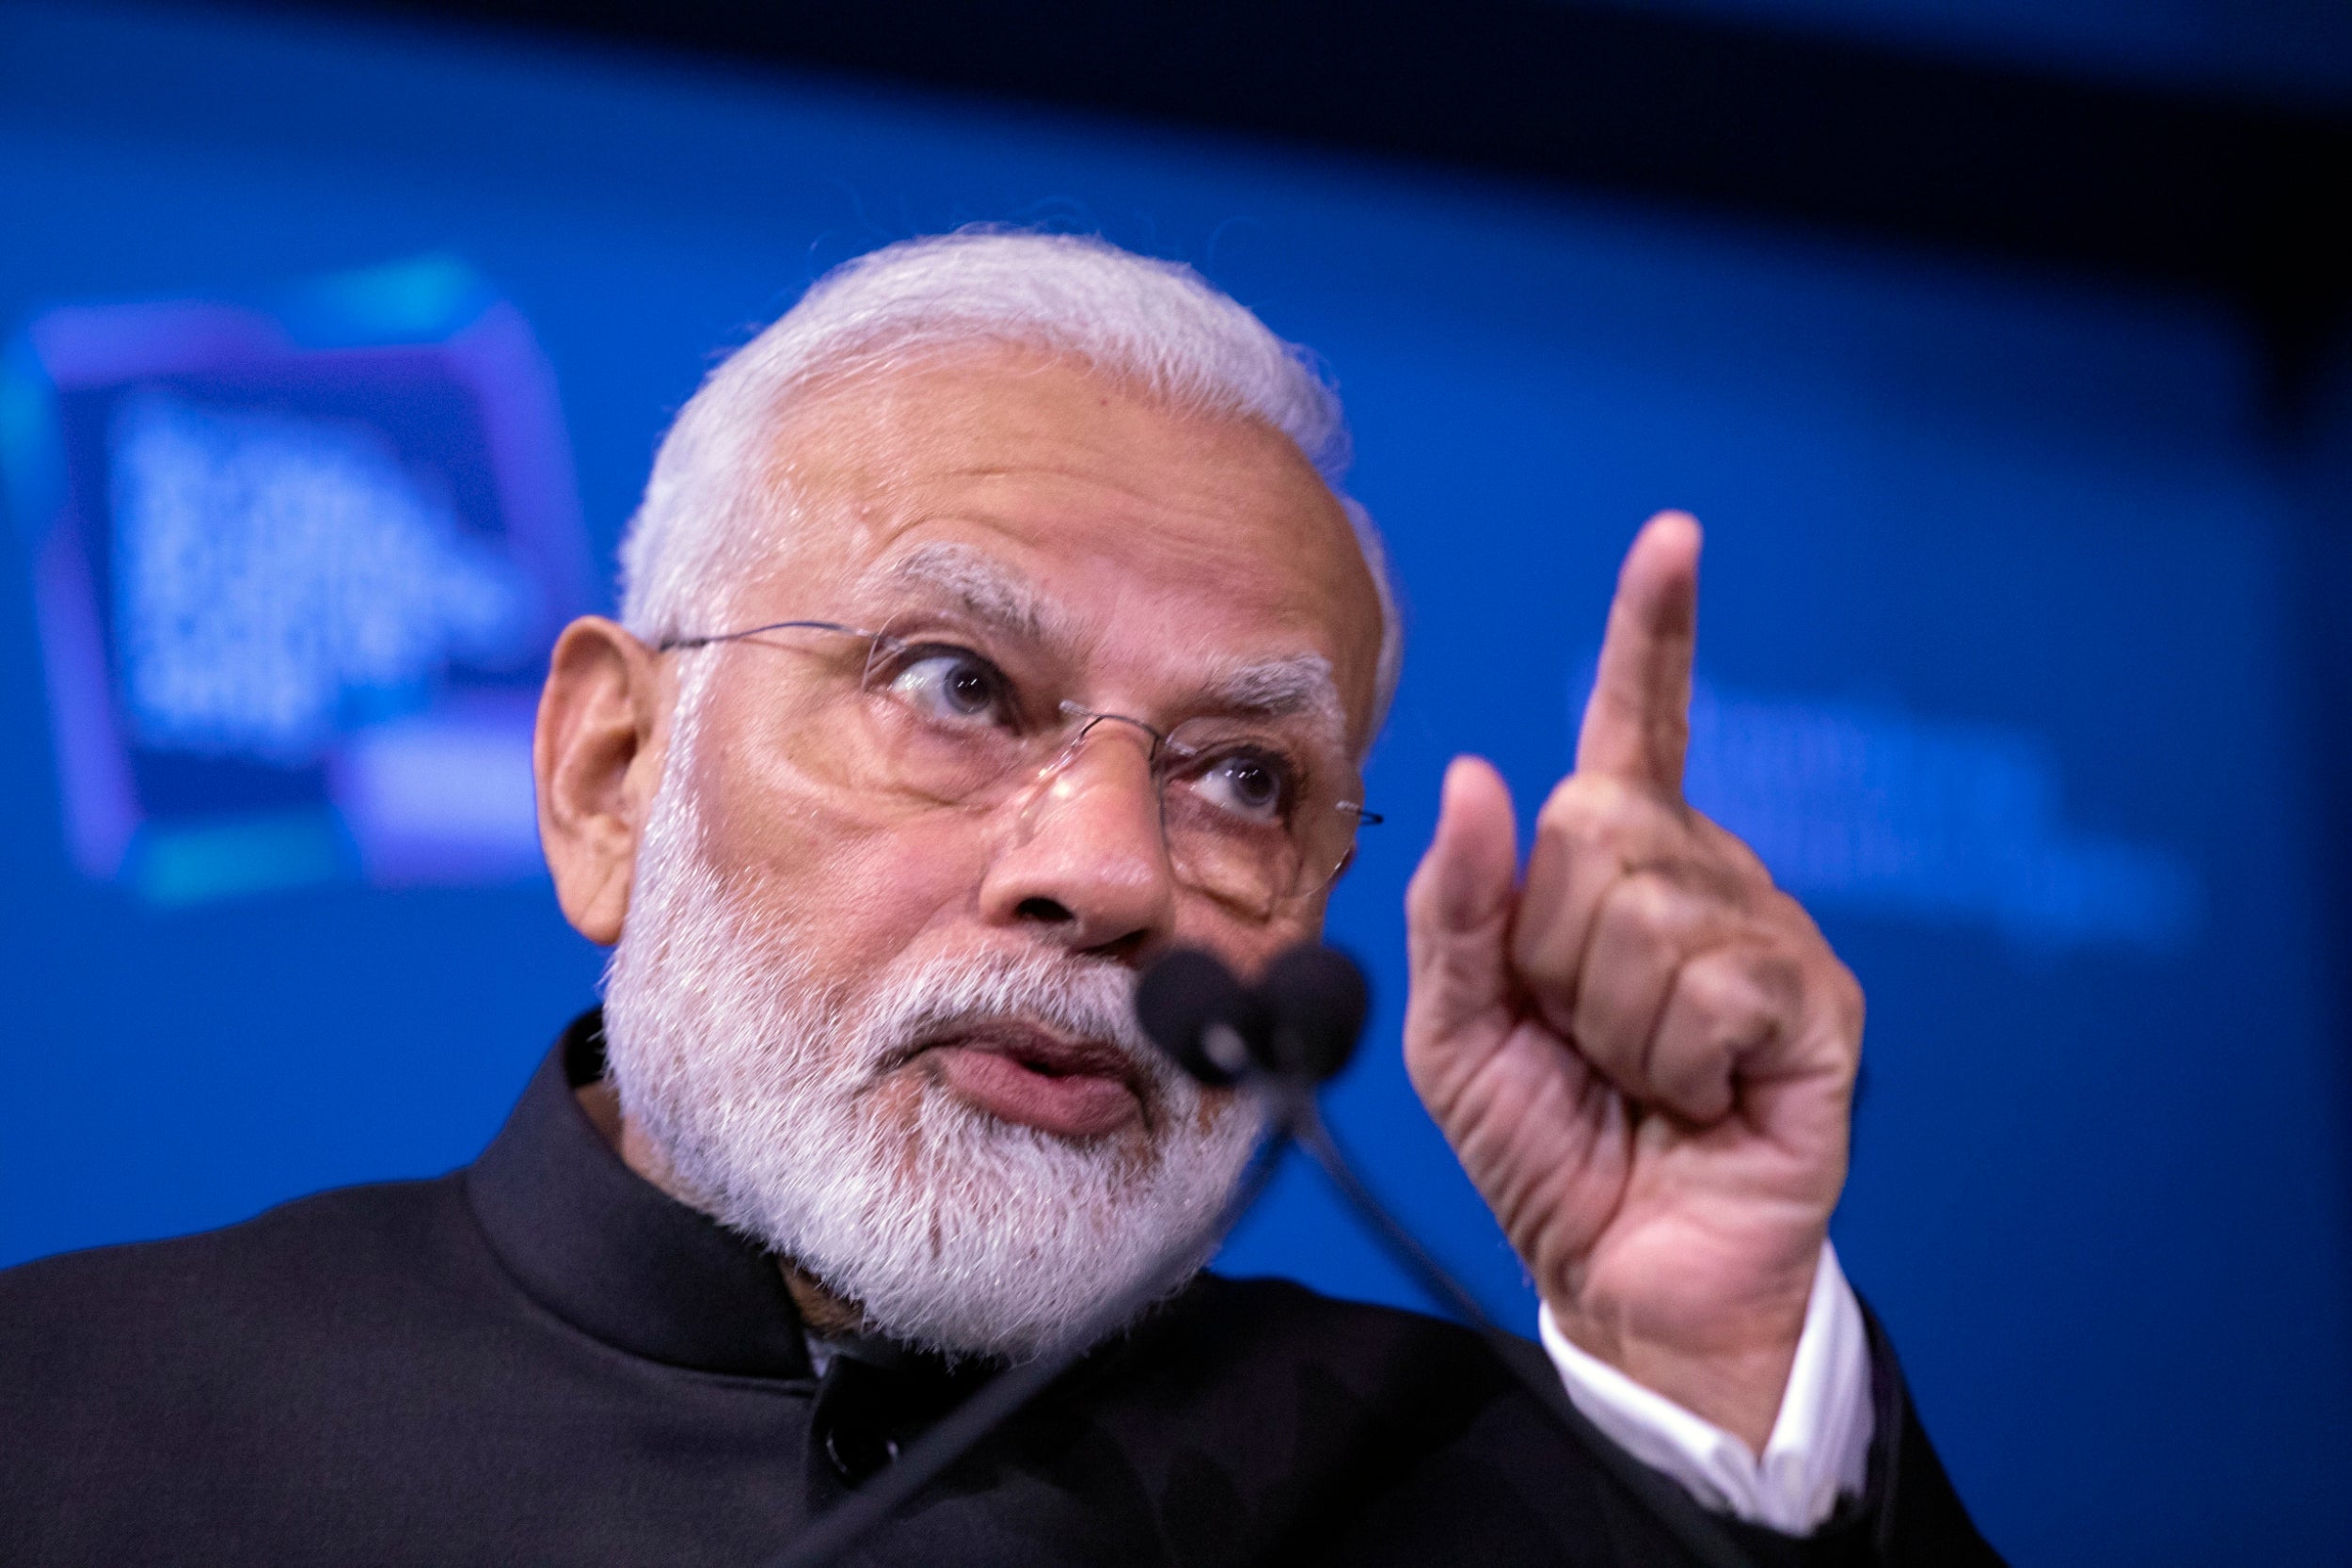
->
<box><xmin>1188</xmin><ymin>751</ymin><xmax>1294</xmax><ymax>824</ymax></box>
<box><xmin>889</xmin><ymin>650</ymin><xmax>1013</xmax><ymax>725</ymax></box>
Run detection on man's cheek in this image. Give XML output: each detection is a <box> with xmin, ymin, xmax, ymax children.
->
<box><xmin>754</xmin><ymin>831</ymin><xmax>989</xmax><ymax>996</ymax></box>
<box><xmin>830</xmin><ymin>826</ymin><xmax>984</xmax><ymax>927</ymax></box>
<box><xmin>697</xmin><ymin>766</ymin><xmax>910</xmax><ymax>889</ymax></box>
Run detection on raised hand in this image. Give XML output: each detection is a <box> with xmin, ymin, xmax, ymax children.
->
<box><xmin>1403</xmin><ymin>512</ymin><xmax>1863</xmax><ymax>1450</ymax></box>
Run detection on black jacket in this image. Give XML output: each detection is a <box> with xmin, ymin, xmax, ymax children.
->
<box><xmin>0</xmin><ymin>1012</ymin><xmax>2001</xmax><ymax>1567</ymax></box>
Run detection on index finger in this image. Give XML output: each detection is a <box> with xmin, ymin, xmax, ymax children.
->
<box><xmin>1575</xmin><ymin>511</ymin><xmax>1701</xmax><ymax>794</ymax></box>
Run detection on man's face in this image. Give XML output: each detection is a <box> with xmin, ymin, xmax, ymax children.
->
<box><xmin>683</xmin><ymin>347</ymin><xmax>1380</xmax><ymax>1139</ymax></box>
<box><xmin>595</xmin><ymin>343</ymin><xmax>1385</xmax><ymax>1355</ymax></box>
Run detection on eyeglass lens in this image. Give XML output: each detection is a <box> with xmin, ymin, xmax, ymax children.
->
<box><xmin>849</xmin><ymin>625</ymin><xmax>1363</xmax><ymax>911</ymax></box>
<box><xmin>682</xmin><ymin>618</ymin><xmax>1367</xmax><ymax>913</ymax></box>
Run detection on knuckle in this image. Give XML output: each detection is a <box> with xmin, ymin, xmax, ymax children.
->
<box><xmin>1679</xmin><ymin>954</ymin><xmax>1772</xmax><ymax>1036</ymax></box>
<box><xmin>1695</xmin><ymin>814</ymin><xmax>1774</xmax><ymax>884</ymax></box>
<box><xmin>1538</xmin><ymin>773</ymin><xmax>1643</xmax><ymax>844</ymax></box>
<box><xmin>1597</xmin><ymin>869</ymin><xmax>1734</xmax><ymax>958</ymax></box>
<box><xmin>1605</xmin><ymin>871</ymin><xmax>1686</xmax><ymax>938</ymax></box>
<box><xmin>1829</xmin><ymin>961</ymin><xmax>1867</xmax><ymax>1037</ymax></box>
<box><xmin>1762</xmin><ymin>883</ymin><xmax>1819</xmax><ymax>929</ymax></box>
<box><xmin>1677</xmin><ymin>949</ymin><xmax>1748</xmax><ymax>1007</ymax></box>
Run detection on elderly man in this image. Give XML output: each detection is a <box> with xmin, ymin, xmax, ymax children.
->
<box><xmin>1</xmin><ymin>233</ymin><xmax>1997</xmax><ymax>1565</ymax></box>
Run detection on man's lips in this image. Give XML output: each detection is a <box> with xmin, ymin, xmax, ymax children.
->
<box><xmin>916</xmin><ymin>1025</ymin><xmax>1147</xmax><ymax>1140</ymax></box>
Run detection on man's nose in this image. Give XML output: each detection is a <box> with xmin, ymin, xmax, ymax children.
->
<box><xmin>977</xmin><ymin>722</ymin><xmax>1176</xmax><ymax>959</ymax></box>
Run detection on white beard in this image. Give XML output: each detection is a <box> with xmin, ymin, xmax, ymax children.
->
<box><xmin>598</xmin><ymin>688</ymin><xmax>1263</xmax><ymax>1363</ymax></box>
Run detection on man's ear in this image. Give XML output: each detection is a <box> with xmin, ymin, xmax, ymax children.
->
<box><xmin>535</xmin><ymin>616</ymin><xmax>673</xmax><ymax>945</ymax></box>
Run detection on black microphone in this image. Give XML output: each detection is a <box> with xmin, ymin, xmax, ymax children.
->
<box><xmin>771</xmin><ymin>945</ymin><xmax>1356</xmax><ymax>1568</ymax></box>
<box><xmin>1258</xmin><ymin>943</ymin><xmax>1369</xmax><ymax>1085</ymax></box>
<box><xmin>1132</xmin><ymin>946</ymin><xmax>1265</xmax><ymax>1086</ymax></box>
<box><xmin>1136</xmin><ymin>943</ymin><xmax>1366</xmax><ymax>1088</ymax></box>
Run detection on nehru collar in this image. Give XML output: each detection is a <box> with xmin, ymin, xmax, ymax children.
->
<box><xmin>463</xmin><ymin>1009</ymin><xmax>818</xmax><ymax>1381</ymax></box>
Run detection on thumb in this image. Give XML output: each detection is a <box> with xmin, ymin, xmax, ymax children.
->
<box><xmin>1405</xmin><ymin>756</ymin><xmax>1520</xmax><ymax>1052</ymax></box>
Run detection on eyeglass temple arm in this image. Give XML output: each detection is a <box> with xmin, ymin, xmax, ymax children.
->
<box><xmin>655</xmin><ymin>620</ymin><xmax>869</xmax><ymax>654</ymax></box>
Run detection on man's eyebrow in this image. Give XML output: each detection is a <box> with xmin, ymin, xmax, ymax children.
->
<box><xmin>863</xmin><ymin>543</ymin><xmax>1063</xmax><ymax>643</ymax></box>
<box><xmin>1198</xmin><ymin>654</ymin><xmax>1345</xmax><ymax>732</ymax></box>
<box><xmin>864</xmin><ymin>547</ymin><xmax>1348</xmax><ymax>735</ymax></box>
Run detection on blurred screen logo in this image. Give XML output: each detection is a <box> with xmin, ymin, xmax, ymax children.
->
<box><xmin>111</xmin><ymin>392</ymin><xmax>536</xmax><ymax>761</ymax></box>
<box><xmin>5</xmin><ymin>258</ymin><xmax>591</xmax><ymax>903</ymax></box>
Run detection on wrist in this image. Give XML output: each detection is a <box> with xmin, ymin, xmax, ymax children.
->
<box><xmin>1541</xmin><ymin>1267</ymin><xmax>1817</xmax><ymax>1453</ymax></box>
<box><xmin>1538</xmin><ymin>1244</ymin><xmax>1876</xmax><ymax>1532</ymax></box>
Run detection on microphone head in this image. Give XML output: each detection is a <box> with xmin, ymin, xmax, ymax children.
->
<box><xmin>1135</xmin><ymin>947</ymin><xmax>1264</xmax><ymax>1086</ymax></box>
<box><xmin>1259</xmin><ymin>943</ymin><xmax>1371</xmax><ymax>1085</ymax></box>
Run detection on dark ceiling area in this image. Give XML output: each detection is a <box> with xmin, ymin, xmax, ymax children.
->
<box><xmin>282</xmin><ymin>0</ymin><xmax>2350</xmax><ymax>418</ymax></box>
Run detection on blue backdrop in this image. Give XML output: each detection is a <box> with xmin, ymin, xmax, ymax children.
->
<box><xmin>3</xmin><ymin>3</ymin><xmax>2348</xmax><ymax>1561</ymax></box>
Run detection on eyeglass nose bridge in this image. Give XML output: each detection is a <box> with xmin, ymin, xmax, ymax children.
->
<box><xmin>1009</xmin><ymin>702</ymin><xmax>1177</xmax><ymax>856</ymax></box>
<box><xmin>1015</xmin><ymin>699</ymin><xmax>1371</xmax><ymax>913</ymax></box>
<box><xmin>1045</xmin><ymin>700</ymin><xmax>1168</xmax><ymax>776</ymax></box>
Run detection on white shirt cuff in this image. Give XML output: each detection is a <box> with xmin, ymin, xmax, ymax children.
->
<box><xmin>1536</xmin><ymin>1242</ymin><xmax>1873</xmax><ymax>1533</ymax></box>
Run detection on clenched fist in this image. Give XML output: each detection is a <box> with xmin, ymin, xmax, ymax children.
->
<box><xmin>1405</xmin><ymin>512</ymin><xmax>1865</xmax><ymax>1450</ymax></box>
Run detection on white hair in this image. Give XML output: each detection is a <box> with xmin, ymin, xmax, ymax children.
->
<box><xmin>615</xmin><ymin>229</ymin><xmax>1403</xmax><ymax>733</ymax></box>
